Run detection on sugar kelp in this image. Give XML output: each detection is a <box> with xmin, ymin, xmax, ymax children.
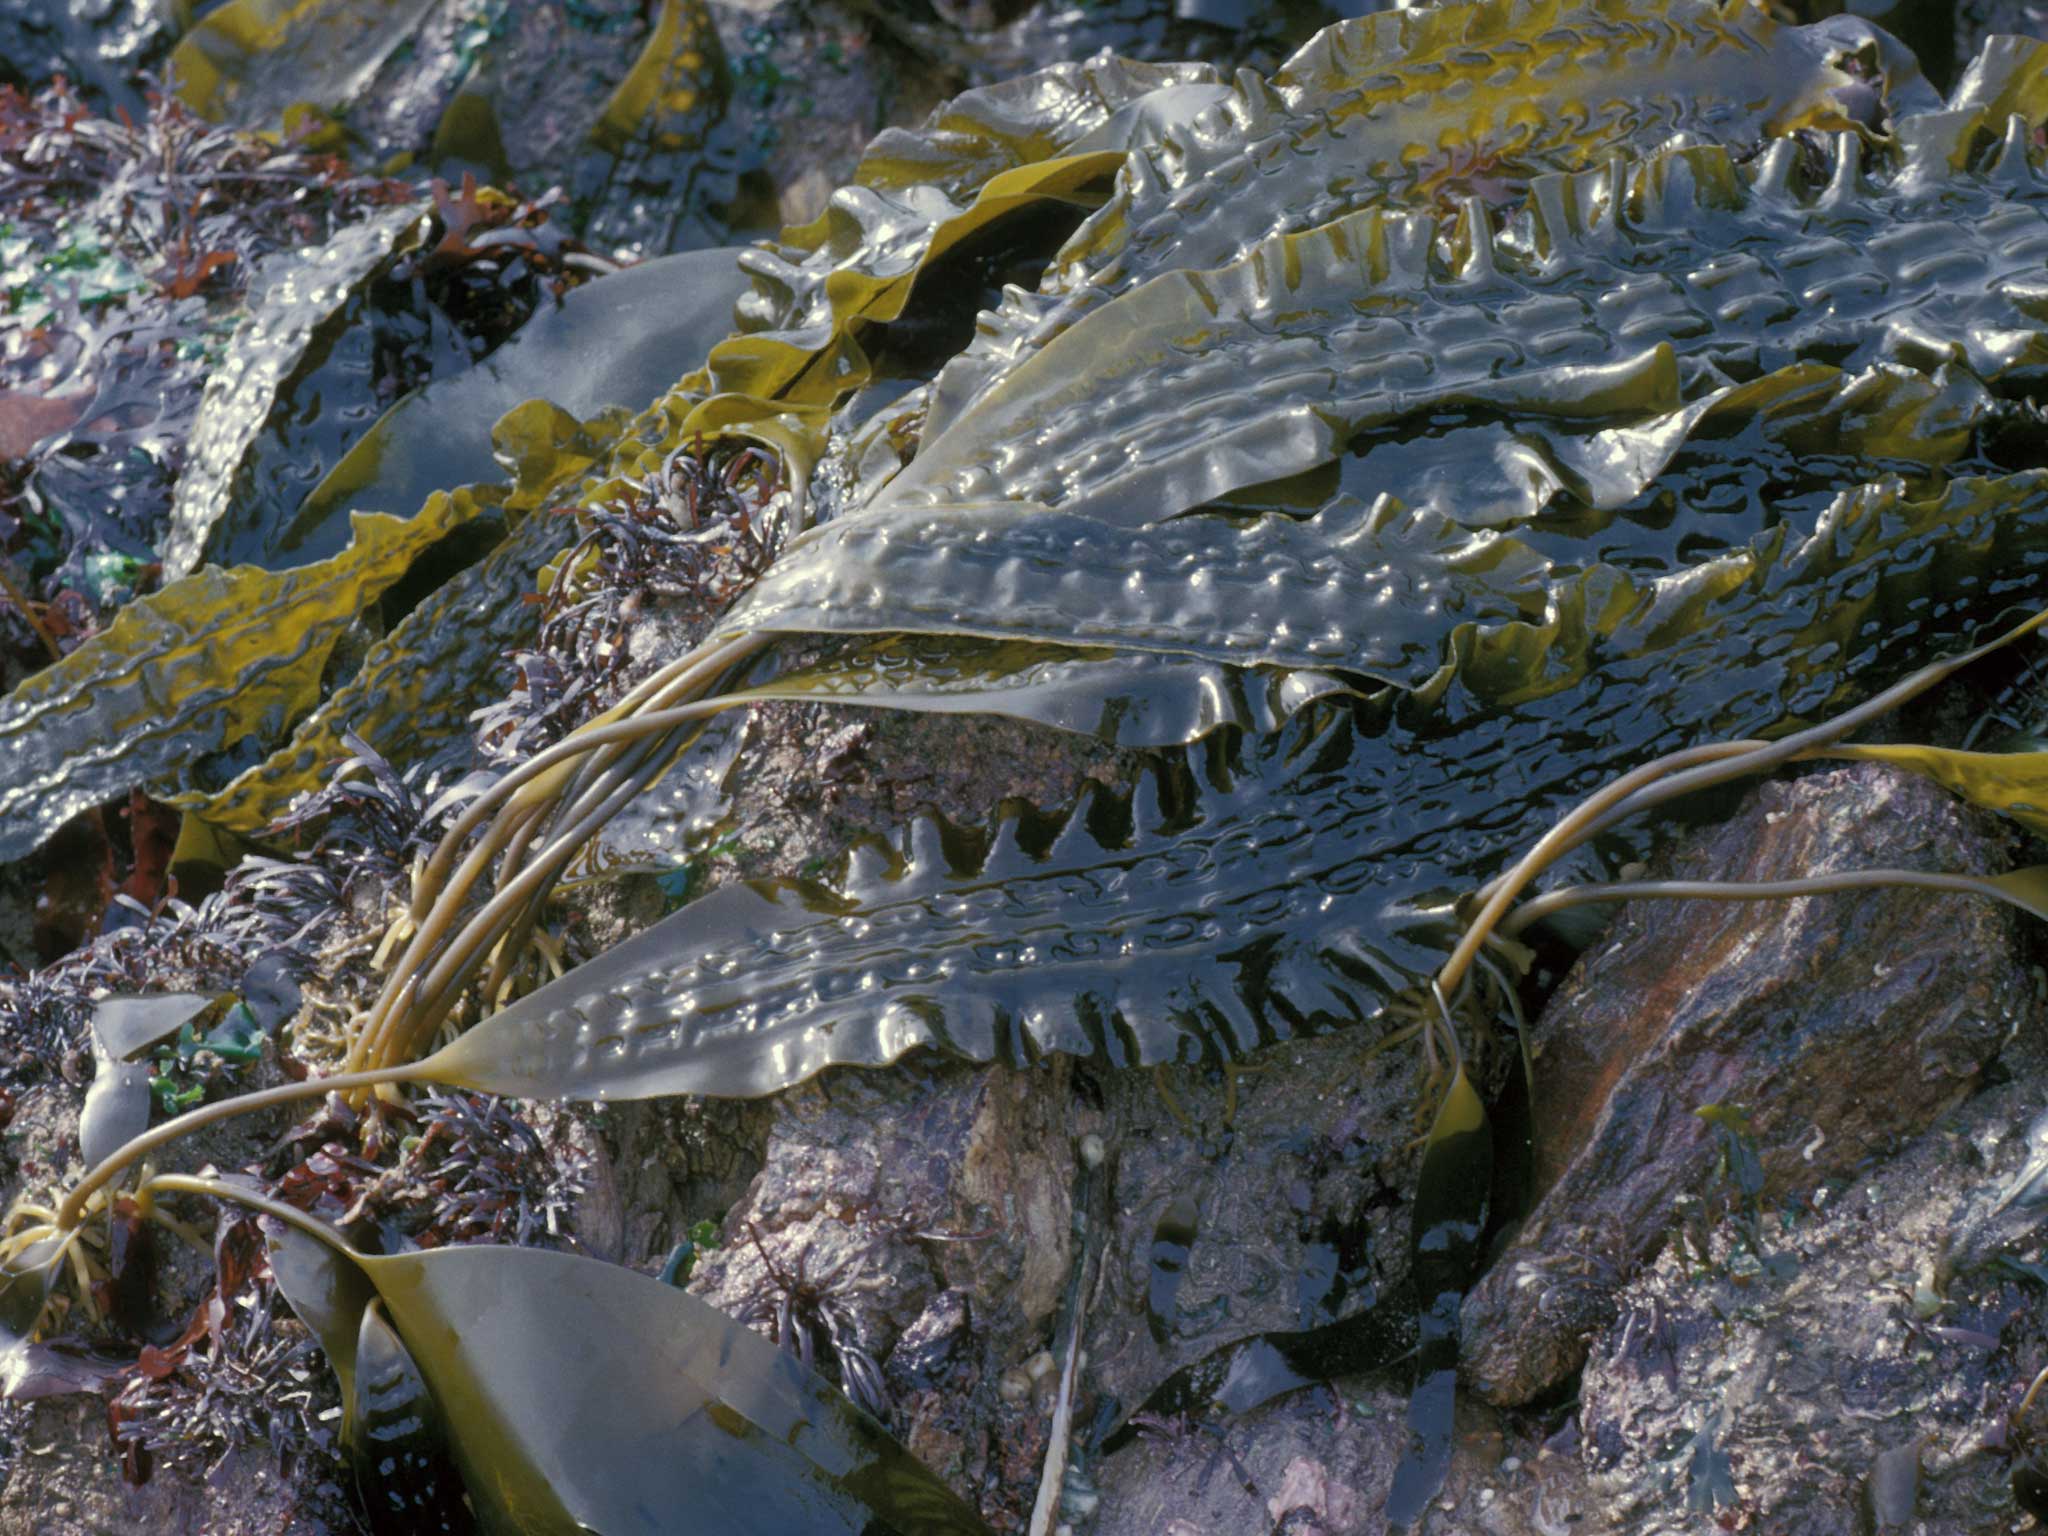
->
<box><xmin>370</xmin><ymin>466</ymin><xmax>2048</xmax><ymax>1097</ymax></box>
<box><xmin>136</xmin><ymin>1176</ymin><xmax>994</xmax><ymax>1536</ymax></box>
<box><xmin>160</xmin><ymin>202</ymin><xmax>427</xmax><ymax>579</ymax></box>
<box><xmin>0</xmin><ymin>247</ymin><xmax>755</xmax><ymax>861</ymax></box>
<box><xmin>920</xmin><ymin>0</ymin><xmax>1931</xmax><ymax>438</ymax></box>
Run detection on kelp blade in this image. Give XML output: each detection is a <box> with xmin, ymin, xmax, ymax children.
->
<box><xmin>880</xmin><ymin>135</ymin><xmax>2048</xmax><ymax>535</ymax></box>
<box><xmin>189</xmin><ymin>250</ymin><xmax>754</xmax><ymax>832</ymax></box>
<box><xmin>276</xmin><ymin>246</ymin><xmax>755</xmax><ymax>563</ymax></box>
<box><xmin>356</xmin><ymin>1244</ymin><xmax>991</xmax><ymax>1535</ymax></box>
<box><xmin>162</xmin><ymin>203</ymin><xmax>426</xmax><ymax>578</ymax></box>
<box><xmin>1827</xmin><ymin>742</ymin><xmax>2048</xmax><ymax>836</ymax></box>
<box><xmin>0</xmin><ymin>497</ymin><xmax>483</xmax><ymax>863</ymax></box>
<box><xmin>419</xmin><ymin>469</ymin><xmax>2048</xmax><ymax>1101</ymax></box>
<box><xmin>922</xmin><ymin>0</ymin><xmax>1896</xmax><ymax>435</ymax></box>
<box><xmin>1385</xmin><ymin>1067</ymin><xmax>1491</xmax><ymax>1527</ymax></box>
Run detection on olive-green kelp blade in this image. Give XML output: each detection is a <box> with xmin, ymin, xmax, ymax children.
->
<box><xmin>350</xmin><ymin>1299</ymin><xmax>472</xmax><ymax>1535</ymax></box>
<box><xmin>78</xmin><ymin>994</ymin><xmax>218</xmax><ymax>1173</ymax></box>
<box><xmin>879</xmin><ymin>133</ymin><xmax>2048</xmax><ymax>532</ymax></box>
<box><xmin>415</xmin><ymin>469</ymin><xmax>2048</xmax><ymax>1100</ymax></box>
<box><xmin>1384</xmin><ymin>1067</ymin><xmax>1492</xmax><ymax>1526</ymax></box>
<box><xmin>225</xmin><ymin>245</ymin><xmax>756</xmax><ymax>572</ymax></box>
<box><xmin>197</xmin><ymin>431</ymin><xmax>588</xmax><ymax>835</ymax></box>
<box><xmin>271</xmin><ymin>1231</ymin><xmax>992</xmax><ymax>1536</ymax></box>
<box><xmin>1827</xmin><ymin>743</ymin><xmax>2048</xmax><ymax>837</ymax></box>
<box><xmin>727</xmin><ymin>364</ymin><xmax>2000</xmax><ymax>688</ymax></box>
<box><xmin>653</xmin><ymin>355</ymin><xmax>1986</xmax><ymax>796</ymax></box>
<box><xmin>169</xmin><ymin>251</ymin><xmax>750</xmax><ymax>835</ymax></box>
<box><xmin>269</xmin><ymin>1225</ymin><xmax>378</xmax><ymax>1442</ymax></box>
<box><xmin>922</xmin><ymin>0</ymin><xmax>1897</xmax><ymax>436</ymax></box>
<box><xmin>0</xmin><ymin>497</ymin><xmax>482</xmax><ymax>864</ymax></box>
<box><xmin>162</xmin><ymin>202</ymin><xmax>426</xmax><ymax>578</ymax></box>
<box><xmin>720</xmin><ymin>53</ymin><xmax>1216</xmax><ymax>379</ymax></box>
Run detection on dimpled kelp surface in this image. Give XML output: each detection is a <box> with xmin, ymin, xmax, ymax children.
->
<box><xmin>393</xmin><ymin>20</ymin><xmax>2048</xmax><ymax>1100</ymax></box>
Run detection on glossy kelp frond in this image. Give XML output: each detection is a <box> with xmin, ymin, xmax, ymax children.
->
<box><xmin>1384</xmin><ymin>1066</ymin><xmax>1491</xmax><ymax>1525</ymax></box>
<box><xmin>403</xmin><ymin>469</ymin><xmax>2048</xmax><ymax>1099</ymax></box>
<box><xmin>160</xmin><ymin>202</ymin><xmax>424</xmax><ymax>577</ymax></box>
<box><xmin>728</xmin><ymin>53</ymin><xmax>1217</xmax><ymax>347</ymax></box>
<box><xmin>703</xmin><ymin>150</ymin><xmax>1126</xmax><ymax>411</ymax></box>
<box><xmin>848</xmin><ymin>57</ymin><xmax>1223</xmax><ymax>205</ymax></box>
<box><xmin>78</xmin><ymin>994</ymin><xmax>218</xmax><ymax>1171</ymax></box>
<box><xmin>924</xmin><ymin>0</ymin><xmax>1896</xmax><ymax>436</ymax></box>
<box><xmin>195</xmin><ymin>439</ymin><xmax>590</xmax><ymax>835</ymax></box>
<box><xmin>700</xmin><ymin>357</ymin><xmax>2007</xmax><ymax>823</ymax></box>
<box><xmin>257</xmin><ymin>1215</ymin><xmax>994</xmax><ymax>1536</ymax></box>
<box><xmin>884</xmin><ymin>135</ymin><xmax>2048</xmax><ymax>529</ymax></box>
<box><xmin>678</xmin><ymin>354</ymin><xmax>1995</xmax><ymax>807</ymax></box>
<box><xmin>734</xmin><ymin>492</ymin><xmax>1553</xmax><ymax>682</ymax></box>
<box><xmin>744</xmin><ymin>639</ymin><xmax>1336</xmax><ymax>748</ymax></box>
<box><xmin>1826</xmin><ymin>743</ymin><xmax>2048</xmax><ymax>837</ymax></box>
<box><xmin>256</xmin><ymin>246</ymin><xmax>755</xmax><ymax>569</ymax></box>
<box><xmin>0</xmin><ymin>495</ymin><xmax>487</xmax><ymax>864</ymax></box>
<box><xmin>1946</xmin><ymin>34</ymin><xmax>2048</xmax><ymax>130</ymax></box>
<box><xmin>728</xmin><ymin>358</ymin><xmax>2003</xmax><ymax>687</ymax></box>
<box><xmin>180</xmin><ymin>253</ymin><xmax>753</xmax><ymax>833</ymax></box>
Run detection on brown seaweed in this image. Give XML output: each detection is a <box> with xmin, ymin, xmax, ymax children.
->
<box><xmin>255</xmin><ymin>1206</ymin><xmax>995</xmax><ymax>1536</ymax></box>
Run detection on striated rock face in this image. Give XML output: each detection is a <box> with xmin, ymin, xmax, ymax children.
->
<box><xmin>1462</xmin><ymin>763</ymin><xmax>2027</xmax><ymax>1408</ymax></box>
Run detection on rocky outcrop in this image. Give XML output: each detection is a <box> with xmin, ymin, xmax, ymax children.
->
<box><xmin>1462</xmin><ymin>763</ymin><xmax>2028</xmax><ymax>1407</ymax></box>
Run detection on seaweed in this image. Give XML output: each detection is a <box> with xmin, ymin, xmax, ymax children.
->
<box><xmin>0</xmin><ymin>244</ymin><xmax>755</xmax><ymax>856</ymax></box>
<box><xmin>173</xmin><ymin>0</ymin><xmax>745</xmax><ymax>258</ymax></box>
<box><xmin>923</xmin><ymin>0</ymin><xmax>1923</xmax><ymax>436</ymax></box>
<box><xmin>0</xmin><ymin>75</ymin><xmax>404</xmax><ymax>620</ymax></box>
<box><xmin>16</xmin><ymin>6</ymin><xmax>2048</xmax><ymax>1529</ymax></box>
<box><xmin>250</xmin><ymin>1194</ymin><xmax>994</xmax><ymax>1535</ymax></box>
<box><xmin>0</xmin><ymin>493</ymin><xmax>487</xmax><ymax>864</ymax></box>
<box><xmin>161</xmin><ymin>203</ymin><xmax>428</xmax><ymax>577</ymax></box>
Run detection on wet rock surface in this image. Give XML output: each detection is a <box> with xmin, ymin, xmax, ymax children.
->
<box><xmin>684</xmin><ymin>1056</ymin><xmax>1081</xmax><ymax>1529</ymax></box>
<box><xmin>671</xmin><ymin>1029</ymin><xmax>1458</xmax><ymax>1531</ymax></box>
<box><xmin>1463</xmin><ymin>763</ymin><xmax>2029</xmax><ymax>1409</ymax></box>
<box><xmin>1566</xmin><ymin>1027</ymin><xmax>2048</xmax><ymax>1534</ymax></box>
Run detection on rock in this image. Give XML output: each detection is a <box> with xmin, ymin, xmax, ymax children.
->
<box><xmin>1080</xmin><ymin>1033</ymin><xmax>1421</xmax><ymax>1414</ymax></box>
<box><xmin>0</xmin><ymin>1396</ymin><xmax>355</xmax><ymax>1536</ymax></box>
<box><xmin>1958</xmin><ymin>1</ymin><xmax>2048</xmax><ymax>70</ymax></box>
<box><xmin>1462</xmin><ymin>763</ymin><xmax>2027</xmax><ymax>1407</ymax></box>
<box><xmin>1565</xmin><ymin>1031</ymin><xmax>2048</xmax><ymax>1535</ymax></box>
<box><xmin>685</xmin><ymin>1056</ymin><xmax>1079</xmax><ymax>1526</ymax></box>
